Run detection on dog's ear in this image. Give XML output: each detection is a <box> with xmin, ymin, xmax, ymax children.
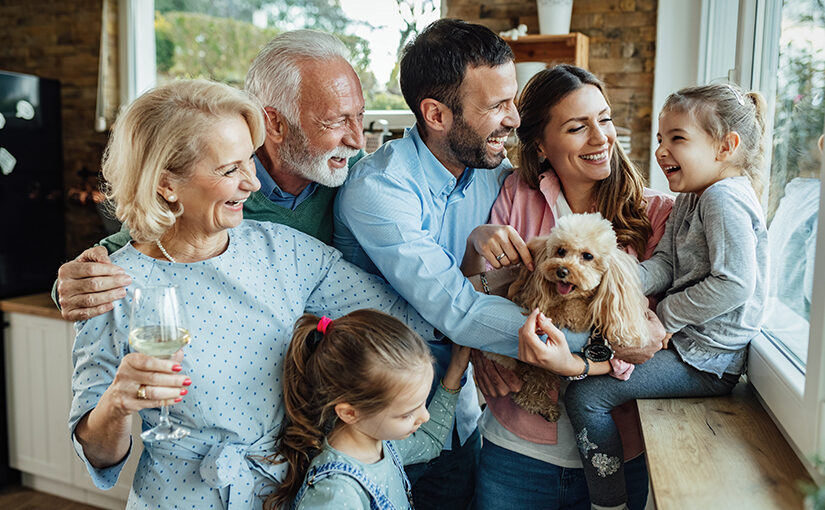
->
<box><xmin>589</xmin><ymin>249</ymin><xmax>651</xmax><ymax>348</ymax></box>
<box><xmin>507</xmin><ymin>237</ymin><xmax>550</xmax><ymax>306</ymax></box>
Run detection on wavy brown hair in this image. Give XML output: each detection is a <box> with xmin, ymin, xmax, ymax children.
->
<box><xmin>264</xmin><ymin>310</ymin><xmax>433</xmax><ymax>509</ymax></box>
<box><xmin>515</xmin><ymin>65</ymin><xmax>652</xmax><ymax>258</ymax></box>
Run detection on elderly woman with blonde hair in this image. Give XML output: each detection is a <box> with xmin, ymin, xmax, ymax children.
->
<box><xmin>69</xmin><ymin>79</ymin><xmax>434</xmax><ymax>509</ymax></box>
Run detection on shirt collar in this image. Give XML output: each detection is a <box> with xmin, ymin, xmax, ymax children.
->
<box><xmin>408</xmin><ymin>125</ymin><xmax>475</xmax><ymax>197</ymax></box>
<box><xmin>254</xmin><ymin>154</ymin><xmax>318</xmax><ymax>201</ymax></box>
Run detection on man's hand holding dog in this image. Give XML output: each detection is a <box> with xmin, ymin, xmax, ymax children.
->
<box><xmin>471</xmin><ymin>349</ymin><xmax>523</xmax><ymax>397</ymax></box>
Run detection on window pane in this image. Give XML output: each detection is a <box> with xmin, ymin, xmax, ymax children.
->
<box><xmin>763</xmin><ymin>0</ymin><xmax>825</xmax><ymax>371</ymax></box>
<box><xmin>153</xmin><ymin>0</ymin><xmax>439</xmax><ymax>110</ymax></box>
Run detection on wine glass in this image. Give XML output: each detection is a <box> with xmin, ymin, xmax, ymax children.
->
<box><xmin>128</xmin><ymin>285</ymin><xmax>191</xmax><ymax>442</ymax></box>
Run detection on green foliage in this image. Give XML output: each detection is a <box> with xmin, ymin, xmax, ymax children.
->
<box><xmin>155</xmin><ymin>11</ymin><xmax>280</xmax><ymax>87</ymax></box>
<box><xmin>155</xmin><ymin>0</ymin><xmax>268</xmax><ymax>22</ymax></box>
<box><xmin>766</xmin><ymin>0</ymin><xmax>825</xmax><ymax>219</ymax></box>
<box><xmin>366</xmin><ymin>91</ymin><xmax>408</xmax><ymax>110</ymax></box>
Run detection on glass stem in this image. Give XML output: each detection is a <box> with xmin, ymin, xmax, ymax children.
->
<box><xmin>158</xmin><ymin>404</ymin><xmax>171</xmax><ymax>428</ymax></box>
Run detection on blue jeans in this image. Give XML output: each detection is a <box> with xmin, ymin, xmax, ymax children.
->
<box><xmin>473</xmin><ymin>441</ymin><xmax>649</xmax><ymax>510</ymax></box>
<box><xmin>405</xmin><ymin>427</ymin><xmax>480</xmax><ymax>510</ymax></box>
<box><xmin>565</xmin><ymin>348</ymin><xmax>739</xmax><ymax>507</ymax></box>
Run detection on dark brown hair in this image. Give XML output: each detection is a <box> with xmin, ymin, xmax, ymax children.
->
<box><xmin>661</xmin><ymin>83</ymin><xmax>767</xmax><ymax>197</ymax></box>
<box><xmin>264</xmin><ymin>309</ymin><xmax>433</xmax><ymax>509</ymax></box>
<box><xmin>515</xmin><ymin>64</ymin><xmax>652</xmax><ymax>257</ymax></box>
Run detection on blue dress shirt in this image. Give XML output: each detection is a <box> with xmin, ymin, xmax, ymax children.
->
<box><xmin>333</xmin><ymin>125</ymin><xmax>560</xmax><ymax>448</ymax></box>
<box><xmin>255</xmin><ymin>155</ymin><xmax>318</xmax><ymax>210</ymax></box>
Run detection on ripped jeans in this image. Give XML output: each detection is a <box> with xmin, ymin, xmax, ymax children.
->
<box><xmin>564</xmin><ymin>348</ymin><xmax>739</xmax><ymax>507</ymax></box>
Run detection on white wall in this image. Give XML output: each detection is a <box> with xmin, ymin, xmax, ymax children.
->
<box><xmin>648</xmin><ymin>0</ymin><xmax>704</xmax><ymax>191</ymax></box>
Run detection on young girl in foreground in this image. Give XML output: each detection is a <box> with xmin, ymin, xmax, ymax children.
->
<box><xmin>266</xmin><ymin>309</ymin><xmax>470</xmax><ymax>510</ymax></box>
<box><xmin>556</xmin><ymin>84</ymin><xmax>769</xmax><ymax>510</ymax></box>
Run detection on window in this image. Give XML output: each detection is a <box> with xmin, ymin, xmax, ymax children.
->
<box><xmin>706</xmin><ymin>0</ymin><xmax>825</xmax><ymax>466</ymax></box>
<box><xmin>123</xmin><ymin>0</ymin><xmax>439</xmax><ymax>129</ymax></box>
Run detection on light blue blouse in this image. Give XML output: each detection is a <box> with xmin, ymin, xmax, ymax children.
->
<box><xmin>69</xmin><ymin>220</ymin><xmax>436</xmax><ymax>509</ymax></box>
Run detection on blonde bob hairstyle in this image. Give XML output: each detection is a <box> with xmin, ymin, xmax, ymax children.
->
<box><xmin>101</xmin><ymin>79</ymin><xmax>265</xmax><ymax>242</ymax></box>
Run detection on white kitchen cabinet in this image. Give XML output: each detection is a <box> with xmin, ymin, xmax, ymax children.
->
<box><xmin>2</xmin><ymin>294</ymin><xmax>141</xmax><ymax>509</ymax></box>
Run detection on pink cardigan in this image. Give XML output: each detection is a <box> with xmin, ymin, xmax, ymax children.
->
<box><xmin>483</xmin><ymin>170</ymin><xmax>674</xmax><ymax>459</ymax></box>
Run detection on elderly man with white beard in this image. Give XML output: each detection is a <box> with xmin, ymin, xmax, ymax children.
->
<box><xmin>54</xmin><ymin>30</ymin><xmax>365</xmax><ymax>320</ymax></box>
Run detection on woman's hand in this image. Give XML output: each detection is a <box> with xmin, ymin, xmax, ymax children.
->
<box><xmin>466</xmin><ymin>225</ymin><xmax>534</xmax><ymax>271</ymax></box>
<box><xmin>517</xmin><ymin>308</ymin><xmax>579</xmax><ymax>375</ymax></box>
<box><xmin>470</xmin><ymin>349</ymin><xmax>523</xmax><ymax>397</ymax></box>
<box><xmin>75</xmin><ymin>349</ymin><xmax>188</xmax><ymax>468</ymax></box>
<box><xmin>442</xmin><ymin>343</ymin><xmax>472</xmax><ymax>391</ymax></box>
<box><xmin>99</xmin><ymin>350</ymin><xmax>189</xmax><ymax>418</ymax></box>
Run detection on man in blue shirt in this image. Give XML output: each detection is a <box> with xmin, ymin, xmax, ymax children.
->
<box><xmin>333</xmin><ymin>19</ymin><xmax>549</xmax><ymax>510</ymax></box>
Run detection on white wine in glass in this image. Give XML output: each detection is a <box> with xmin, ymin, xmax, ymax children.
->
<box><xmin>128</xmin><ymin>286</ymin><xmax>191</xmax><ymax>442</ymax></box>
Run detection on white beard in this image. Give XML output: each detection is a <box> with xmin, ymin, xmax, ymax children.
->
<box><xmin>280</xmin><ymin>124</ymin><xmax>359</xmax><ymax>188</ymax></box>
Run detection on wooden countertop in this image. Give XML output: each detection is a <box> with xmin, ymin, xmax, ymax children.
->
<box><xmin>0</xmin><ymin>293</ymin><xmax>66</xmax><ymax>321</ymax></box>
<box><xmin>638</xmin><ymin>383</ymin><xmax>812</xmax><ymax>509</ymax></box>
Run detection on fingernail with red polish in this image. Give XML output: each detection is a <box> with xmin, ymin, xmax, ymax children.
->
<box><xmin>182</xmin><ymin>378</ymin><xmax>192</xmax><ymax>386</ymax></box>
<box><xmin>180</xmin><ymin>388</ymin><xmax>188</xmax><ymax>396</ymax></box>
<box><xmin>174</xmin><ymin>397</ymin><xmax>183</xmax><ymax>403</ymax></box>
<box><xmin>171</xmin><ymin>364</ymin><xmax>183</xmax><ymax>372</ymax></box>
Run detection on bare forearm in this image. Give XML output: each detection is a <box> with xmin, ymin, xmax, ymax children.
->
<box><xmin>74</xmin><ymin>399</ymin><xmax>132</xmax><ymax>468</ymax></box>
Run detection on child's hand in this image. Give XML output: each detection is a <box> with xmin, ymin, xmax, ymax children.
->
<box><xmin>442</xmin><ymin>343</ymin><xmax>472</xmax><ymax>392</ymax></box>
<box><xmin>662</xmin><ymin>332</ymin><xmax>673</xmax><ymax>350</ymax></box>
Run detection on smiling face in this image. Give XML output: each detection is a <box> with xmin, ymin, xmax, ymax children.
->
<box><xmin>539</xmin><ymin>84</ymin><xmax>616</xmax><ymax>192</ymax></box>
<box><xmin>351</xmin><ymin>364</ymin><xmax>434</xmax><ymax>442</ymax></box>
<box><xmin>655</xmin><ymin>109</ymin><xmax>730</xmax><ymax>195</ymax></box>
<box><xmin>288</xmin><ymin>58</ymin><xmax>365</xmax><ymax>186</ymax></box>
<box><xmin>445</xmin><ymin>62</ymin><xmax>520</xmax><ymax>170</ymax></box>
<box><xmin>169</xmin><ymin>115</ymin><xmax>260</xmax><ymax>240</ymax></box>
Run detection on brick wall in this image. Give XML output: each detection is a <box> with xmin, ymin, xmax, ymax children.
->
<box><xmin>446</xmin><ymin>0</ymin><xmax>658</xmax><ymax>179</ymax></box>
<box><xmin>0</xmin><ymin>0</ymin><xmax>118</xmax><ymax>257</ymax></box>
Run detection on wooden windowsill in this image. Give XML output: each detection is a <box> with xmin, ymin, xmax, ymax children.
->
<box><xmin>637</xmin><ymin>383</ymin><xmax>812</xmax><ymax>509</ymax></box>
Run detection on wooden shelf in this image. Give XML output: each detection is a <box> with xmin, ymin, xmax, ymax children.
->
<box><xmin>503</xmin><ymin>33</ymin><xmax>589</xmax><ymax>70</ymax></box>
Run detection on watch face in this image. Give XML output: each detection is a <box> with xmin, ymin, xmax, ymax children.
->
<box><xmin>584</xmin><ymin>343</ymin><xmax>614</xmax><ymax>362</ymax></box>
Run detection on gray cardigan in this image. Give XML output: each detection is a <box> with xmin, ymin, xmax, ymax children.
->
<box><xmin>639</xmin><ymin>176</ymin><xmax>768</xmax><ymax>376</ymax></box>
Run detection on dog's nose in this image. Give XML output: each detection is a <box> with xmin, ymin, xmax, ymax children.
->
<box><xmin>556</xmin><ymin>267</ymin><xmax>569</xmax><ymax>279</ymax></box>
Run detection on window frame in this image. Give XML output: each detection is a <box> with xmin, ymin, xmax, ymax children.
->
<box><xmin>728</xmin><ymin>0</ymin><xmax>825</xmax><ymax>473</ymax></box>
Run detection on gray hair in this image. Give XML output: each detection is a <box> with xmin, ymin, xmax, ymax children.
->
<box><xmin>244</xmin><ymin>30</ymin><xmax>350</xmax><ymax>123</ymax></box>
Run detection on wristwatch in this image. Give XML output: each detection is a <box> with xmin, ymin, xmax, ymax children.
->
<box><xmin>583</xmin><ymin>333</ymin><xmax>614</xmax><ymax>362</ymax></box>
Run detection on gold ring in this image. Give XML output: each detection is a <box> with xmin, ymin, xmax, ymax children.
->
<box><xmin>137</xmin><ymin>384</ymin><xmax>147</xmax><ymax>400</ymax></box>
<box><xmin>496</xmin><ymin>253</ymin><xmax>506</xmax><ymax>261</ymax></box>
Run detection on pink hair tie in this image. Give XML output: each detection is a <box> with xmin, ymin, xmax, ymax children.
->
<box><xmin>317</xmin><ymin>316</ymin><xmax>333</xmax><ymax>335</ymax></box>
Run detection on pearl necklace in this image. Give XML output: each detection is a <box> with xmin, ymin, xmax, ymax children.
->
<box><xmin>155</xmin><ymin>239</ymin><xmax>177</xmax><ymax>263</ymax></box>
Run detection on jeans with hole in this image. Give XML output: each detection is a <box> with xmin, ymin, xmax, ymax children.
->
<box><xmin>405</xmin><ymin>427</ymin><xmax>480</xmax><ymax>510</ymax></box>
<box><xmin>473</xmin><ymin>440</ymin><xmax>649</xmax><ymax>510</ymax></box>
<box><xmin>565</xmin><ymin>348</ymin><xmax>739</xmax><ymax>507</ymax></box>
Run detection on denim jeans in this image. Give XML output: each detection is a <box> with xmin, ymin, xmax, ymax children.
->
<box><xmin>565</xmin><ymin>348</ymin><xmax>739</xmax><ymax>507</ymax></box>
<box><xmin>473</xmin><ymin>441</ymin><xmax>649</xmax><ymax>510</ymax></box>
<box><xmin>405</xmin><ymin>427</ymin><xmax>480</xmax><ymax>510</ymax></box>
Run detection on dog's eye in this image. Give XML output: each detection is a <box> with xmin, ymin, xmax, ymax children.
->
<box><xmin>557</xmin><ymin>248</ymin><xmax>566</xmax><ymax>257</ymax></box>
<box><xmin>582</xmin><ymin>252</ymin><xmax>594</xmax><ymax>261</ymax></box>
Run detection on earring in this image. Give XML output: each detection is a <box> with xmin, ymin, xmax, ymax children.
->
<box><xmin>167</xmin><ymin>194</ymin><xmax>176</xmax><ymax>202</ymax></box>
<box><xmin>538</xmin><ymin>154</ymin><xmax>546</xmax><ymax>163</ymax></box>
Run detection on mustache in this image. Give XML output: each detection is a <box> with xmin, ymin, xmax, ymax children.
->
<box><xmin>327</xmin><ymin>146</ymin><xmax>360</xmax><ymax>161</ymax></box>
<box><xmin>488</xmin><ymin>128</ymin><xmax>512</xmax><ymax>139</ymax></box>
